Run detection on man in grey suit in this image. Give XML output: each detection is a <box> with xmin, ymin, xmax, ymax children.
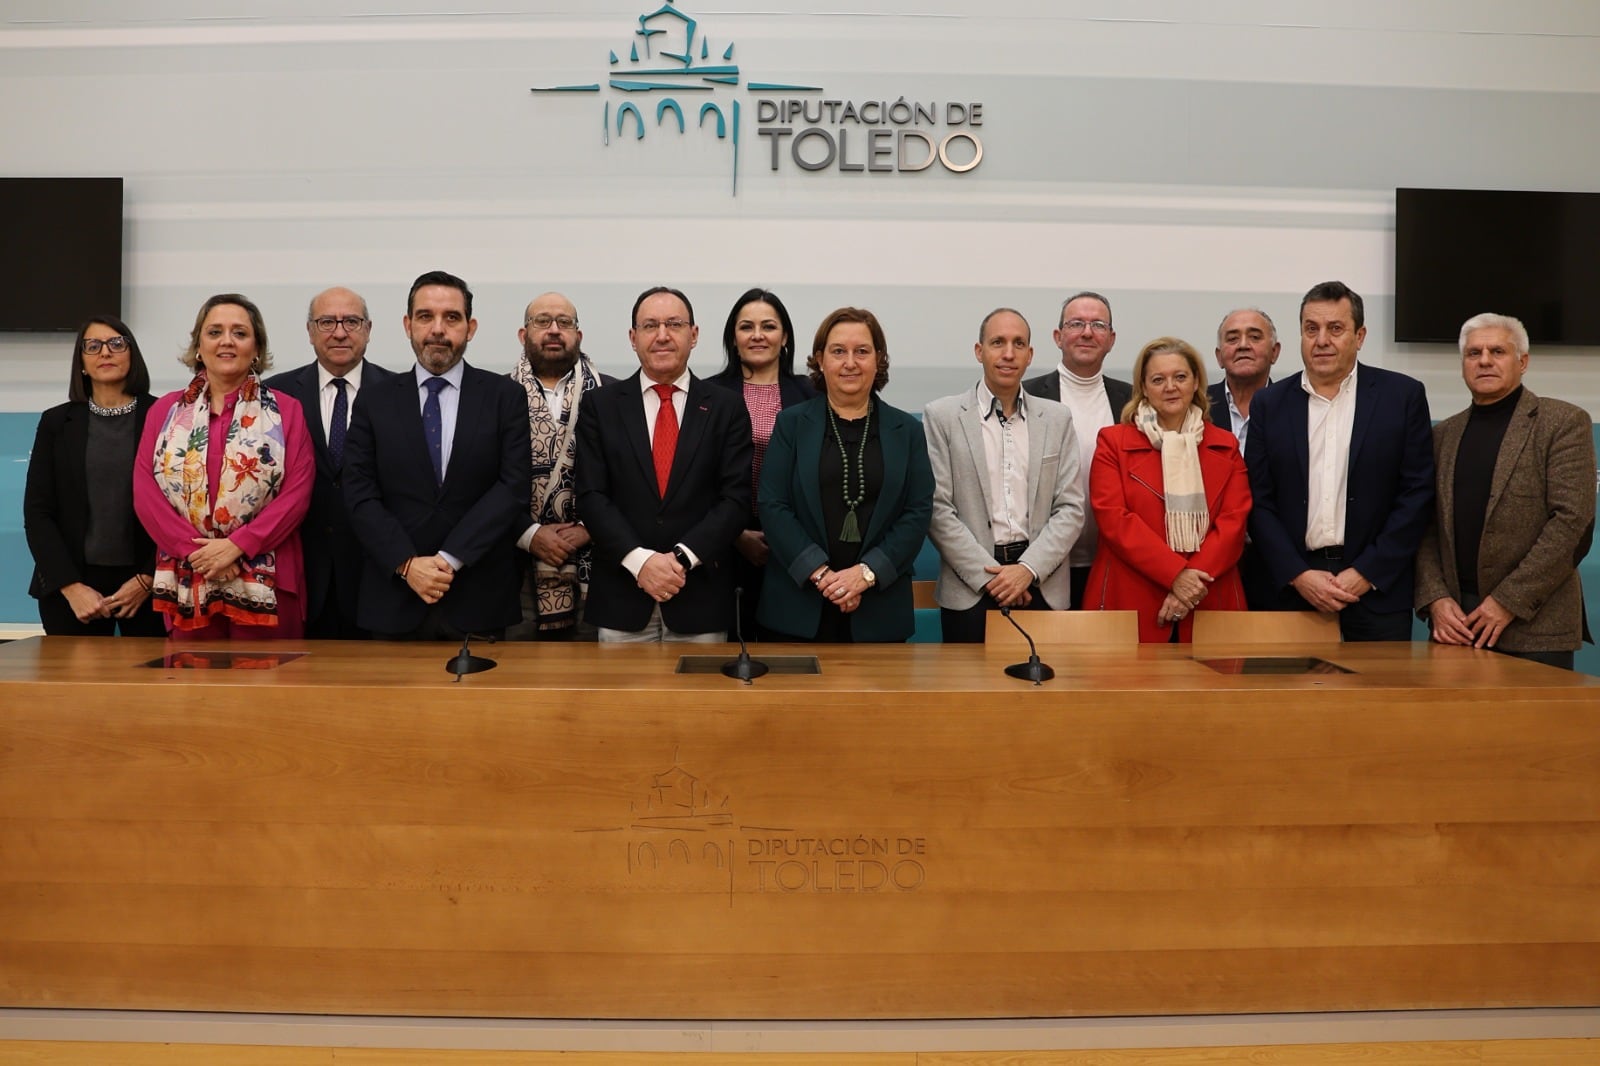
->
<box><xmin>926</xmin><ymin>308</ymin><xmax>1086</xmax><ymax>642</ymax></box>
<box><xmin>1415</xmin><ymin>312</ymin><xmax>1595</xmax><ymax>669</ymax></box>
<box><xmin>1022</xmin><ymin>291</ymin><xmax>1131</xmax><ymax>608</ymax></box>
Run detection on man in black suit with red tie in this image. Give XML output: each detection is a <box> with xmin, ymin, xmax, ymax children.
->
<box><xmin>265</xmin><ymin>286</ymin><xmax>394</xmax><ymax>638</ymax></box>
<box><xmin>576</xmin><ymin>286</ymin><xmax>752</xmax><ymax>642</ymax></box>
<box><xmin>342</xmin><ymin>270</ymin><xmax>531</xmax><ymax>640</ymax></box>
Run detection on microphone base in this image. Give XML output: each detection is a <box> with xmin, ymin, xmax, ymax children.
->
<box><xmin>1005</xmin><ymin>657</ymin><xmax>1055</xmax><ymax>685</ymax></box>
<box><xmin>447</xmin><ymin>653</ymin><xmax>498</xmax><ymax>677</ymax></box>
<box><xmin>721</xmin><ymin>656</ymin><xmax>770</xmax><ymax>682</ymax></box>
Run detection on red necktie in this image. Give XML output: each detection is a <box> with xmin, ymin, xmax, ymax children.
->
<box><xmin>651</xmin><ymin>383</ymin><xmax>678</xmax><ymax>495</ymax></box>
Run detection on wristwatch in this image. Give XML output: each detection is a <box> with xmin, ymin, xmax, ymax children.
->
<box><xmin>859</xmin><ymin>562</ymin><xmax>877</xmax><ymax>587</ymax></box>
<box><xmin>672</xmin><ymin>545</ymin><xmax>693</xmax><ymax>571</ymax></box>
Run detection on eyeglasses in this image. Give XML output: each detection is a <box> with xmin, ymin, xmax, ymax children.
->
<box><xmin>82</xmin><ymin>336</ymin><xmax>129</xmax><ymax>355</ymax></box>
<box><xmin>636</xmin><ymin>318</ymin><xmax>692</xmax><ymax>334</ymax></box>
<box><xmin>1061</xmin><ymin>319</ymin><xmax>1111</xmax><ymax>335</ymax></box>
<box><xmin>527</xmin><ymin>314</ymin><xmax>579</xmax><ymax>331</ymax></box>
<box><xmin>310</xmin><ymin>316</ymin><xmax>369</xmax><ymax>333</ymax></box>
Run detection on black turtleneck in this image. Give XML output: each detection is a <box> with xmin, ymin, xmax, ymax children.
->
<box><xmin>1452</xmin><ymin>386</ymin><xmax>1523</xmax><ymax>595</ymax></box>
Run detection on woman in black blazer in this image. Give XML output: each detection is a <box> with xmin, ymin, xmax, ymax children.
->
<box><xmin>23</xmin><ymin>316</ymin><xmax>164</xmax><ymax>636</ymax></box>
<box><xmin>706</xmin><ymin>288</ymin><xmax>817</xmax><ymax>637</ymax></box>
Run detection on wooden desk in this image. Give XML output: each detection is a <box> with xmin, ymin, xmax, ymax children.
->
<box><xmin>1</xmin><ymin>637</ymin><xmax>1596</xmax><ymax>1018</ymax></box>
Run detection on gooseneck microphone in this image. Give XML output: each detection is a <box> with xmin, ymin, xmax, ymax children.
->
<box><xmin>721</xmin><ymin>587</ymin><xmax>770</xmax><ymax>683</ymax></box>
<box><xmin>999</xmin><ymin>606</ymin><xmax>1055</xmax><ymax>684</ymax></box>
<box><xmin>448</xmin><ymin>632</ymin><xmax>498</xmax><ymax>680</ymax></box>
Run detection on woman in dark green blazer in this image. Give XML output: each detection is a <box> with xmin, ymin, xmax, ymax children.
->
<box><xmin>756</xmin><ymin>307</ymin><xmax>933</xmax><ymax>643</ymax></box>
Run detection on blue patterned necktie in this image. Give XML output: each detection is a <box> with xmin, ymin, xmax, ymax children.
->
<box><xmin>327</xmin><ymin>377</ymin><xmax>348</xmax><ymax>469</ymax></box>
<box><xmin>422</xmin><ymin>376</ymin><xmax>448</xmax><ymax>486</ymax></box>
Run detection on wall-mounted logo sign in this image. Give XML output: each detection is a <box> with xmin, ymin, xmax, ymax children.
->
<box><xmin>531</xmin><ymin>0</ymin><xmax>984</xmax><ymax>195</ymax></box>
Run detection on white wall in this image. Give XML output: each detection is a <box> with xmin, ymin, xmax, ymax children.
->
<box><xmin>4</xmin><ymin>1</ymin><xmax>1600</xmax><ymax>417</ymax></box>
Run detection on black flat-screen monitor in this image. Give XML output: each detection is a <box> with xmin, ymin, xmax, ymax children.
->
<box><xmin>1394</xmin><ymin>187</ymin><xmax>1600</xmax><ymax>346</ymax></box>
<box><xmin>0</xmin><ymin>177</ymin><xmax>124</xmax><ymax>331</ymax></box>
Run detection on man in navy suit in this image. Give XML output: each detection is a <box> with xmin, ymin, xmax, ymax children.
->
<box><xmin>264</xmin><ymin>286</ymin><xmax>393</xmax><ymax>638</ymax></box>
<box><xmin>1207</xmin><ymin>307</ymin><xmax>1280</xmax><ymax>610</ymax></box>
<box><xmin>576</xmin><ymin>286</ymin><xmax>752</xmax><ymax>642</ymax></box>
<box><xmin>342</xmin><ymin>270</ymin><xmax>531</xmax><ymax>640</ymax></box>
<box><xmin>1245</xmin><ymin>281</ymin><xmax>1435</xmax><ymax>641</ymax></box>
<box><xmin>1022</xmin><ymin>291</ymin><xmax>1132</xmax><ymax>609</ymax></box>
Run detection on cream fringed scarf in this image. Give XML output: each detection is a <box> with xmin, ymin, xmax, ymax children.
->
<box><xmin>1132</xmin><ymin>401</ymin><xmax>1209</xmax><ymax>553</ymax></box>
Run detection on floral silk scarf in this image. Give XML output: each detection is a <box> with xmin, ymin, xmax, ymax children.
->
<box><xmin>150</xmin><ymin>372</ymin><xmax>287</xmax><ymax>628</ymax></box>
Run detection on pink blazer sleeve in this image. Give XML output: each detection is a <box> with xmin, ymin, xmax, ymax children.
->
<box><xmin>132</xmin><ymin>392</ymin><xmax>206</xmax><ymax>559</ymax></box>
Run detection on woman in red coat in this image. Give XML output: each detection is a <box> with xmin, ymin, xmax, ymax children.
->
<box><xmin>1084</xmin><ymin>337</ymin><xmax>1250</xmax><ymax>642</ymax></box>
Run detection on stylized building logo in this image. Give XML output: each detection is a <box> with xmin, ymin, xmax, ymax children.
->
<box><xmin>532</xmin><ymin>1</ymin><xmax>984</xmax><ymax>195</ymax></box>
<box><xmin>531</xmin><ymin>0</ymin><xmax>820</xmax><ymax>194</ymax></box>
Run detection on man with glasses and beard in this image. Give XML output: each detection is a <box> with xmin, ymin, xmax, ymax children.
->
<box><xmin>343</xmin><ymin>270</ymin><xmax>531</xmax><ymax>640</ymax></box>
<box><xmin>506</xmin><ymin>292</ymin><xmax>614</xmax><ymax>640</ymax></box>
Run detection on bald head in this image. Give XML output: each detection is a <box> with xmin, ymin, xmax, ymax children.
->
<box><xmin>520</xmin><ymin>291</ymin><xmax>583</xmax><ymax>383</ymax></box>
<box><xmin>306</xmin><ymin>286</ymin><xmax>372</xmax><ymax>376</ymax></box>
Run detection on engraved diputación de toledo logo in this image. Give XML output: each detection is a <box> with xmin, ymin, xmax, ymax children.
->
<box><xmin>580</xmin><ymin>754</ymin><xmax>927</xmax><ymax>905</ymax></box>
<box><xmin>530</xmin><ymin>0</ymin><xmax>984</xmax><ymax>195</ymax></box>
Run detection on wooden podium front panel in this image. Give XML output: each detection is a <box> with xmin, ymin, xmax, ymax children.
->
<box><xmin>0</xmin><ymin>638</ymin><xmax>1597</xmax><ymax>1018</ymax></box>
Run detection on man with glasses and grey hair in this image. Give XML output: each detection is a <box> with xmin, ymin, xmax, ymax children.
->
<box><xmin>1414</xmin><ymin>312</ymin><xmax>1595</xmax><ymax>669</ymax></box>
<box><xmin>1023</xmin><ymin>291</ymin><xmax>1131</xmax><ymax>607</ymax></box>
<box><xmin>265</xmin><ymin>286</ymin><xmax>394</xmax><ymax>638</ymax></box>
<box><xmin>506</xmin><ymin>292</ymin><xmax>614</xmax><ymax>641</ymax></box>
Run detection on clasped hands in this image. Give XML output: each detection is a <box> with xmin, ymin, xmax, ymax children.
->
<box><xmin>1427</xmin><ymin>593</ymin><xmax>1513</xmax><ymax>649</ymax></box>
<box><xmin>529</xmin><ymin>521</ymin><xmax>590</xmax><ymax>566</ymax></box>
<box><xmin>188</xmin><ymin>536</ymin><xmax>244</xmax><ymax>583</ymax></box>
<box><xmin>1157</xmin><ymin>567</ymin><xmax>1213</xmax><ymax>626</ymax></box>
<box><xmin>1289</xmin><ymin>567</ymin><xmax>1372</xmax><ymax>614</ymax></box>
<box><xmin>61</xmin><ymin>575</ymin><xmax>152</xmax><ymax>622</ymax></box>
<box><xmin>811</xmin><ymin>564</ymin><xmax>867</xmax><ymax>613</ymax></box>
<box><xmin>402</xmin><ymin>553</ymin><xmax>455</xmax><ymax>604</ymax></box>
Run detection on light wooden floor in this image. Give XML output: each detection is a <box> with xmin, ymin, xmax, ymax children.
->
<box><xmin>1</xmin><ymin>1038</ymin><xmax>1596</xmax><ymax>1064</ymax></box>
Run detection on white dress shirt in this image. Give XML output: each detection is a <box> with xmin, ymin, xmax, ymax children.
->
<box><xmin>979</xmin><ymin>383</ymin><xmax>1031</xmax><ymax>547</ymax></box>
<box><xmin>414</xmin><ymin>359</ymin><xmax>467</xmax><ymax>570</ymax></box>
<box><xmin>1303</xmin><ymin>364</ymin><xmax>1358</xmax><ymax>551</ymax></box>
<box><xmin>316</xmin><ymin>360</ymin><xmax>365</xmax><ymax>443</ymax></box>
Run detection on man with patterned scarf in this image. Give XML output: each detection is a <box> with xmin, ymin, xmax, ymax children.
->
<box><xmin>508</xmin><ymin>292</ymin><xmax>613</xmax><ymax>640</ymax></box>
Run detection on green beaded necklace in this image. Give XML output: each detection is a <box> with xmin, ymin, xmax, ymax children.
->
<box><xmin>827</xmin><ymin>401</ymin><xmax>871</xmax><ymax>543</ymax></box>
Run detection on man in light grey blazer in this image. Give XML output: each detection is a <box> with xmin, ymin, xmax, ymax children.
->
<box><xmin>925</xmin><ymin>308</ymin><xmax>1086</xmax><ymax>642</ymax></box>
<box><xmin>1415</xmin><ymin>312</ymin><xmax>1595</xmax><ymax>670</ymax></box>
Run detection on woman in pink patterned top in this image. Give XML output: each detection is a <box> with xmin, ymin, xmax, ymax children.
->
<box><xmin>707</xmin><ymin>288</ymin><xmax>817</xmax><ymax>638</ymax></box>
<box><xmin>133</xmin><ymin>294</ymin><xmax>313</xmax><ymax>640</ymax></box>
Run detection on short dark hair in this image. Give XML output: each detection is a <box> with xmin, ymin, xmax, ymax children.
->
<box><xmin>182</xmin><ymin>294</ymin><xmax>272</xmax><ymax>374</ymax></box>
<box><xmin>721</xmin><ymin>288</ymin><xmax>797</xmax><ymax>378</ymax></box>
<box><xmin>631</xmin><ymin>285</ymin><xmax>695</xmax><ymax>328</ymax></box>
<box><xmin>409</xmin><ymin>270</ymin><xmax>473</xmax><ymax>318</ymax></box>
<box><xmin>1300</xmin><ymin>280</ymin><xmax>1364</xmax><ymax>331</ymax></box>
<box><xmin>806</xmin><ymin>307</ymin><xmax>891</xmax><ymax>393</ymax></box>
<box><xmin>1059</xmin><ymin>291</ymin><xmax>1113</xmax><ymax>330</ymax></box>
<box><xmin>68</xmin><ymin>315</ymin><xmax>151</xmax><ymax>402</ymax></box>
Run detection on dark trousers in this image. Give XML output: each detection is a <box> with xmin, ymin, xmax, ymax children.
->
<box><xmin>1294</xmin><ymin>552</ymin><xmax>1413</xmax><ymax>642</ymax></box>
<box><xmin>940</xmin><ymin>591</ymin><xmax>1050</xmax><ymax>644</ymax></box>
<box><xmin>1069</xmin><ymin>565</ymin><xmax>1091</xmax><ymax>612</ymax></box>
<box><xmin>390</xmin><ymin>602</ymin><xmax>504</xmax><ymax>644</ymax></box>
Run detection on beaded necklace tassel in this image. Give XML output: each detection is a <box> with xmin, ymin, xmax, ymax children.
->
<box><xmin>828</xmin><ymin>403</ymin><xmax>871</xmax><ymax>544</ymax></box>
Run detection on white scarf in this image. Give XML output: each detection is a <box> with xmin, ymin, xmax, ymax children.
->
<box><xmin>1132</xmin><ymin>401</ymin><xmax>1209</xmax><ymax>553</ymax></box>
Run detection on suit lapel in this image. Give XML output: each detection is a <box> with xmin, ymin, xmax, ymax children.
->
<box><xmin>796</xmin><ymin>401</ymin><xmax>827</xmax><ymax>537</ymax></box>
<box><xmin>663</xmin><ymin>376</ymin><xmax>712</xmax><ymax>502</ymax></box>
<box><xmin>297</xmin><ymin>365</ymin><xmax>331</xmax><ymax>461</ymax></box>
<box><xmin>957</xmin><ymin>388</ymin><xmax>996</xmax><ymax>524</ymax></box>
<box><xmin>862</xmin><ymin>403</ymin><xmax>906</xmax><ymax>549</ymax></box>
<box><xmin>1487</xmin><ymin>390</ymin><xmax>1537</xmax><ymax>515</ymax></box>
<box><xmin>397</xmin><ymin>367</ymin><xmax>436</xmax><ymax>494</ymax></box>
<box><xmin>621</xmin><ymin>372</ymin><xmax>658</xmax><ymax>500</ymax></box>
<box><xmin>1432</xmin><ymin>411</ymin><xmax>1465</xmax><ymax>572</ymax></box>
<box><xmin>1287</xmin><ymin>375</ymin><xmax>1311</xmax><ymax>486</ymax></box>
<box><xmin>1348</xmin><ymin>367</ymin><xmax>1378</xmax><ymax>472</ymax></box>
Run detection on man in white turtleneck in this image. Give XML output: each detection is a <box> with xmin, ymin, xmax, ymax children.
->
<box><xmin>1022</xmin><ymin>291</ymin><xmax>1132</xmax><ymax>608</ymax></box>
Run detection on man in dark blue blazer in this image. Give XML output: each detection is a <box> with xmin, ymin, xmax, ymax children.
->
<box><xmin>1245</xmin><ymin>281</ymin><xmax>1435</xmax><ymax>641</ymax></box>
<box><xmin>264</xmin><ymin>286</ymin><xmax>394</xmax><ymax>638</ymax></box>
<box><xmin>576</xmin><ymin>286</ymin><xmax>752</xmax><ymax>641</ymax></box>
<box><xmin>342</xmin><ymin>271</ymin><xmax>532</xmax><ymax>640</ymax></box>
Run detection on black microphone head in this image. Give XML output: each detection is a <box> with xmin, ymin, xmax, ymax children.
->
<box><xmin>1000</xmin><ymin>605</ymin><xmax>1012</xmax><ymax>616</ymax></box>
